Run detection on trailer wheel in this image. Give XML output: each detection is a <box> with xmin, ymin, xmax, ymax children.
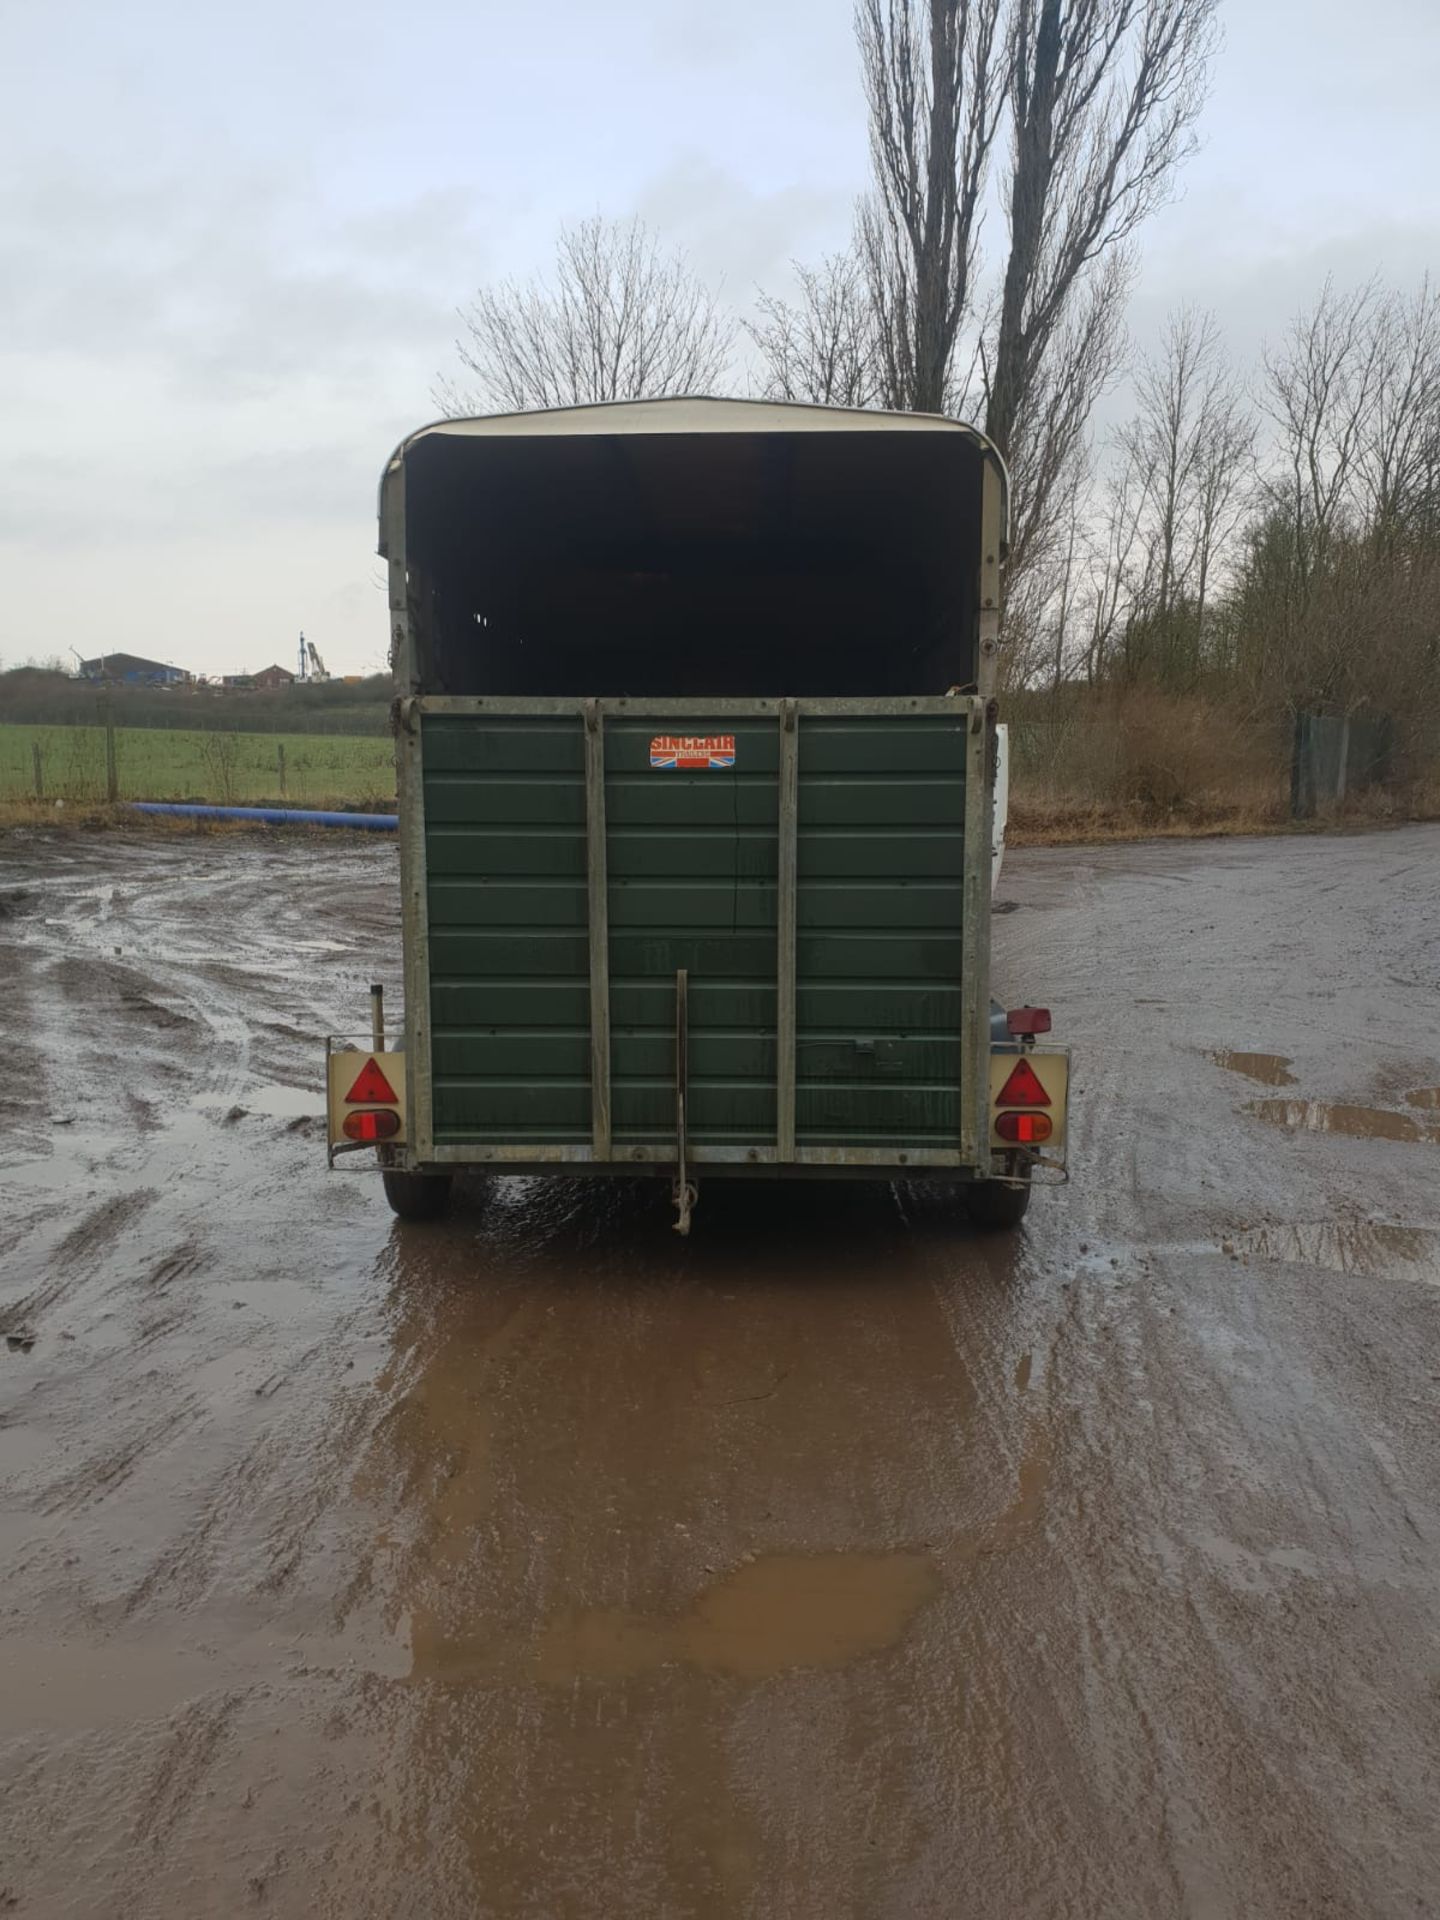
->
<box><xmin>965</xmin><ymin>1167</ymin><xmax>1032</xmax><ymax>1231</ymax></box>
<box><xmin>382</xmin><ymin>1170</ymin><xmax>454</xmax><ymax>1222</ymax></box>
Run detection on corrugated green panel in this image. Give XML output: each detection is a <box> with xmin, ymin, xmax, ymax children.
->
<box><xmin>429</xmin><ymin>979</ymin><xmax>955</xmax><ymax>1033</ymax></box>
<box><xmin>602</xmin><ymin>716</ymin><xmax>779</xmax><ymax>1147</ymax></box>
<box><xmin>796</xmin><ymin>932</ymin><xmax>962</xmax><ymax>979</ymax></box>
<box><xmin>429</xmin><ymin>879</ymin><xmax>587</xmax><ymax>928</ymax></box>
<box><xmin>794</xmin><ymin>715</ymin><xmax>966</xmax><ymax>1147</ymax></box>
<box><xmin>422</xmin><ymin>718</ymin><xmax>584</xmax><ymax>774</ymax></box>
<box><xmin>613</xmin><ymin>829</ymin><xmax>777</xmax><ymax>880</ymax></box>
<box><xmin>422</xmin><ymin>706</ymin><xmax>970</xmax><ymax>1156</ymax></box>
<box><xmin>608</xmin><ymin>881</ymin><xmax>777</xmax><ymax>929</ymax></box>
<box><xmin>436</xmin><ymin>1031</ymin><xmax>959</xmax><ymax>1083</ymax></box>
<box><xmin>431</xmin><ymin>979</ymin><xmax>778</xmax><ymax>1031</ymax></box>
<box><xmin>438</xmin><ymin>1032</ymin><xmax>775</xmax><ymax>1080</ymax></box>
<box><xmin>424</xmin><ymin>713</ymin><xmax>592</xmax><ymax>1145</ymax></box>
<box><xmin>433</xmin><ymin>1081</ymin><xmax>591</xmax><ymax>1134</ymax></box>
<box><xmin>429</xmin><ymin>827</ymin><xmax>777</xmax><ymax>882</ymax></box>
<box><xmin>798</xmin><ymin>777</ymin><xmax>966</xmax><ymax>828</ymax></box>
<box><xmin>797</xmin><ymin>722</ymin><xmax>971</xmax><ymax>774</ymax></box>
<box><xmin>798</xmin><ymin>829</ymin><xmax>963</xmax><ymax>879</ymax></box>
<box><xmin>614</xmin><ymin>1082</ymin><xmax>773</xmax><ymax>1138</ymax></box>
<box><xmin>424</xmin><ymin>775</ymin><xmax>585</xmax><ymax>826</ymax></box>
<box><xmin>426</xmin><ymin>828</ymin><xmax>585</xmax><ymax>878</ymax></box>
<box><xmin>430</xmin><ymin>930</ymin><xmax>590</xmax><ymax>975</ymax></box>
<box><xmin>800</xmin><ymin>983</ymin><xmax>960</xmax><ymax>1032</ymax></box>
<box><xmin>607</xmin><ymin>778</ymin><xmax>778</xmax><ymax>828</ymax></box>
<box><xmin>798</xmin><ymin>1083</ymin><xmax>958</xmax><ymax>1136</ymax></box>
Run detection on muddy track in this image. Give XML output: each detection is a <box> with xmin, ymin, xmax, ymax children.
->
<box><xmin>1</xmin><ymin>824</ymin><xmax>1438</xmax><ymax>1918</ymax></box>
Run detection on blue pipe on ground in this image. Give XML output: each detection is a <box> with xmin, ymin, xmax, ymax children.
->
<box><xmin>131</xmin><ymin>802</ymin><xmax>398</xmax><ymax>831</ymax></box>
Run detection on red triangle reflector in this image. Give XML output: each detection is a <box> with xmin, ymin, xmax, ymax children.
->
<box><xmin>345</xmin><ymin>1057</ymin><xmax>399</xmax><ymax>1105</ymax></box>
<box><xmin>997</xmin><ymin>1058</ymin><xmax>1051</xmax><ymax>1108</ymax></box>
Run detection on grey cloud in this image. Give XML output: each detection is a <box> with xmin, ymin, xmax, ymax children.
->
<box><xmin>634</xmin><ymin>153</ymin><xmax>855</xmax><ymax>302</ymax></box>
<box><xmin>5</xmin><ymin>0</ymin><xmax>1438</xmax><ymax>675</ymax></box>
<box><xmin>0</xmin><ymin>165</ymin><xmax>486</xmax><ymax>396</ymax></box>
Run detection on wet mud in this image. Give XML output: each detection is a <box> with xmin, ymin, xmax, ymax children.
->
<box><xmin>1209</xmin><ymin>1047</ymin><xmax>1298</xmax><ymax>1086</ymax></box>
<box><xmin>2</xmin><ymin>825</ymin><xmax>1440</xmax><ymax>1917</ymax></box>
<box><xmin>1246</xmin><ymin>1095</ymin><xmax>1440</xmax><ymax>1144</ymax></box>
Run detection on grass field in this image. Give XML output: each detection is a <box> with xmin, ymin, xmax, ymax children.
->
<box><xmin>0</xmin><ymin>722</ymin><xmax>394</xmax><ymax>807</ymax></box>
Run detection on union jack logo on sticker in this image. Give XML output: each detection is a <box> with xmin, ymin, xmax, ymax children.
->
<box><xmin>650</xmin><ymin>734</ymin><xmax>736</xmax><ymax>770</ymax></box>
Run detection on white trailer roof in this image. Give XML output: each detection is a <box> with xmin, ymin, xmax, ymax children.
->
<box><xmin>384</xmin><ymin>392</ymin><xmax>1003</xmax><ymax>466</ymax></box>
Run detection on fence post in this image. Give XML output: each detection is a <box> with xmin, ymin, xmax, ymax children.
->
<box><xmin>277</xmin><ymin>742</ymin><xmax>287</xmax><ymax>798</ymax></box>
<box><xmin>104</xmin><ymin>701</ymin><xmax>119</xmax><ymax>803</ymax></box>
<box><xmin>1290</xmin><ymin>711</ymin><xmax>1307</xmax><ymax>819</ymax></box>
<box><xmin>32</xmin><ymin>743</ymin><xmax>44</xmax><ymax>802</ymax></box>
<box><xmin>1335</xmin><ymin>715</ymin><xmax>1350</xmax><ymax>804</ymax></box>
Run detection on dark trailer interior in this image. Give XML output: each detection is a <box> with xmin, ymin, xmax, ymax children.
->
<box><xmin>387</xmin><ymin>398</ymin><xmax>1001</xmax><ymax>697</ymax></box>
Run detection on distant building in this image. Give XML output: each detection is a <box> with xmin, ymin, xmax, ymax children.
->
<box><xmin>77</xmin><ymin>653</ymin><xmax>189</xmax><ymax>687</ymax></box>
<box><xmin>252</xmin><ymin>664</ymin><xmax>297</xmax><ymax>691</ymax></box>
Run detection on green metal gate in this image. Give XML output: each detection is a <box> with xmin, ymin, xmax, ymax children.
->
<box><xmin>399</xmin><ymin>695</ymin><xmax>992</xmax><ymax>1175</ymax></box>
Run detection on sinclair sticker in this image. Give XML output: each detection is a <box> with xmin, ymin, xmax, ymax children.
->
<box><xmin>649</xmin><ymin>733</ymin><xmax>736</xmax><ymax>770</ymax></box>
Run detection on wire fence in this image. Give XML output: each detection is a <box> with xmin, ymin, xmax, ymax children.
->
<box><xmin>4</xmin><ymin>699</ymin><xmax>391</xmax><ymax>736</ymax></box>
<box><xmin>0</xmin><ymin>721</ymin><xmax>396</xmax><ymax>807</ymax></box>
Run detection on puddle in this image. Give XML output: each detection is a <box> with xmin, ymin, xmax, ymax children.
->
<box><xmin>413</xmin><ymin>1550</ymin><xmax>941</xmax><ymax>1686</ymax></box>
<box><xmin>188</xmin><ymin>1083</ymin><xmax>319</xmax><ymax>1124</ymax></box>
<box><xmin>1231</xmin><ymin>1220</ymin><xmax>1440</xmax><ymax>1280</ymax></box>
<box><xmin>1246</xmin><ymin>1098</ymin><xmax>1440</xmax><ymax>1144</ymax></box>
<box><xmin>1210</xmin><ymin>1050</ymin><xmax>1297</xmax><ymax>1087</ymax></box>
<box><xmin>1405</xmin><ymin>1087</ymin><xmax>1440</xmax><ymax>1111</ymax></box>
<box><xmin>533</xmin><ymin>1551</ymin><xmax>940</xmax><ymax>1683</ymax></box>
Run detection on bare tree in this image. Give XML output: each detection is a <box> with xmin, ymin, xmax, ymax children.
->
<box><xmin>984</xmin><ymin>0</ymin><xmax>1221</xmax><ymax>464</ymax></box>
<box><xmin>1119</xmin><ymin>307</ymin><xmax>1212</xmax><ymax>621</ymax></box>
<box><xmin>1125</xmin><ymin>310</ymin><xmax>1254</xmax><ymax>626</ymax></box>
<box><xmin>1355</xmin><ymin>277</ymin><xmax>1440</xmax><ymax>552</ymax></box>
<box><xmin>999</xmin><ymin>443</ymin><xmax>1091</xmax><ymax>688</ymax></box>
<box><xmin>1001</xmin><ymin>246</ymin><xmax>1130</xmax><ymax>583</ymax></box>
<box><xmin>855</xmin><ymin>0</ymin><xmax>1006</xmax><ymax>412</ymax></box>
<box><xmin>1188</xmin><ymin>364</ymin><xmax>1257</xmax><ymax>647</ymax></box>
<box><xmin>745</xmin><ymin>251</ymin><xmax>883</xmax><ymax>407</ymax></box>
<box><xmin>1087</xmin><ymin>307</ymin><xmax>1255</xmax><ymax>686</ymax></box>
<box><xmin>436</xmin><ymin>215</ymin><xmax>734</xmax><ymax>415</ymax></box>
<box><xmin>1240</xmin><ymin>275</ymin><xmax>1440</xmax><ymax>716</ymax></box>
<box><xmin>842</xmin><ymin>0</ymin><xmax>1217</xmax><ymax>646</ymax></box>
<box><xmin>1260</xmin><ymin>278</ymin><xmax>1383</xmax><ymax>599</ymax></box>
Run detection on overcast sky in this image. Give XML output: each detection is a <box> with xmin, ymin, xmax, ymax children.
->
<box><xmin>3</xmin><ymin>0</ymin><xmax>1437</xmax><ymax>678</ymax></box>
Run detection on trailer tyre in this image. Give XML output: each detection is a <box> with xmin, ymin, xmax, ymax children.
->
<box><xmin>965</xmin><ymin>1169</ymin><xmax>1032</xmax><ymax>1231</ymax></box>
<box><xmin>382</xmin><ymin>1170</ymin><xmax>454</xmax><ymax>1222</ymax></box>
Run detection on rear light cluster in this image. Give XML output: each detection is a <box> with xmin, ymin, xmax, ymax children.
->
<box><xmin>343</xmin><ymin>1109</ymin><xmax>401</xmax><ymax>1143</ymax></box>
<box><xmin>995</xmin><ymin>1050</ymin><xmax>1052</xmax><ymax>1147</ymax></box>
<box><xmin>1006</xmin><ymin>1007</ymin><xmax>1052</xmax><ymax>1040</ymax></box>
<box><xmin>995</xmin><ymin>1059</ymin><xmax>1050</xmax><ymax>1108</ymax></box>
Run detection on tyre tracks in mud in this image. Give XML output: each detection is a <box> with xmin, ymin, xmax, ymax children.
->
<box><xmin>0</xmin><ymin>832</ymin><xmax>402</xmax><ymax>1614</ymax></box>
<box><xmin>2</xmin><ymin>825</ymin><xmax>1440</xmax><ymax>1918</ymax></box>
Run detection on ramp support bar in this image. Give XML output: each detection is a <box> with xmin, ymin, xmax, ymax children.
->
<box><xmin>673</xmin><ymin>967</ymin><xmax>696</xmax><ymax>1235</ymax></box>
<box><xmin>776</xmin><ymin>700</ymin><xmax>799</xmax><ymax>1163</ymax></box>
<box><xmin>959</xmin><ymin>698</ymin><xmax>992</xmax><ymax>1167</ymax></box>
<box><xmin>584</xmin><ymin>700</ymin><xmax>613</xmax><ymax>1161</ymax></box>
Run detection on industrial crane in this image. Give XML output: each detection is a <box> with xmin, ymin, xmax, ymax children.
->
<box><xmin>296</xmin><ymin>632</ymin><xmax>330</xmax><ymax>682</ymax></box>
